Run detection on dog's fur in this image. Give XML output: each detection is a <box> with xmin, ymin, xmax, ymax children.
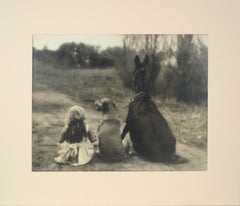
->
<box><xmin>95</xmin><ymin>98</ymin><xmax>129</xmax><ymax>162</ymax></box>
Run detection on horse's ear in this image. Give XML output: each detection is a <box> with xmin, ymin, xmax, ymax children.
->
<box><xmin>135</xmin><ymin>55</ymin><xmax>141</xmax><ymax>69</ymax></box>
<box><xmin>143</xmin><ymin>55</ymin><xmax>149</xmax><ymax>67</ymax></box>
<box><xmin>102</xmin><ymin>102</ymin><xmax>109</xmax><ymax>113</ymax></box>
<box><xmin>112</xmin><ymin>102</ymin><xmax>116</xmax><ymax>109</ymax></box>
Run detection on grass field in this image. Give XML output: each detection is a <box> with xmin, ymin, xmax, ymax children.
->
<box><xmin>32</xmin><ymin>60</ymin><xmax>207</xmax><ymax>171</ymax></box>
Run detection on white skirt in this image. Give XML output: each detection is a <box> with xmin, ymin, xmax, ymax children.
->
<box><xmin>72</xmin><ymin>138</ymin><xmax>95</xmax><ymax>166</ymax></box>
<box><xmin>54</xmin><ymin>138</ymin><xmax>94</xmax><ymax>166</ymax></box>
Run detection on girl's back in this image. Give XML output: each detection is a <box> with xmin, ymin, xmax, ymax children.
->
<box><xmin>59</xmin><ymin>119</ymin><xmax>87</xmax><ymax>144</ymax></box>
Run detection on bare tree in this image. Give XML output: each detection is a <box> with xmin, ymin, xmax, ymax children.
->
<box><xmin>122</xmin><ymin>34</ymin><xmax>163</xmax><ymax>92</ymax></box>
<box><xmin>117</xmin><ymin>34</ymin><xmax>208</xmax><ymax>103</ymax></box>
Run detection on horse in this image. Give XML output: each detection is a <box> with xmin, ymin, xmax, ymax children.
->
<box><xmin>121</xmin><ymin>55</ymin><xmax>178</xmax><ymax>162</ymax></box>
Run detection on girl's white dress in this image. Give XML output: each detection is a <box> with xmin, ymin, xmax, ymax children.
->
<box><xmin>54</xmin><ymin>125</ymin><xmax>95</xmax><ymax>166</ymax></box>
<box><xmin>72</xmin><ymin>138</ymin><xmax>95</xmax><ymax>166</ymax></box>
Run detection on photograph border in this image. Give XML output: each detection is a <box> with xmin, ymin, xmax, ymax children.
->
<box><xmin>1</xmin><ymin>0</ymin><xmax>240</xmax><ymax>205</ymax></box>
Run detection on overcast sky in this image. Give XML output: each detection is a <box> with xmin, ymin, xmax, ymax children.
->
<box><xmin>33</xmin><ymin>34</ymin><xmax>123</xmax><ymax>51</ymax></box>
<box><xmin>33</xmin><ymin>34</ymin><xmax>207</xmax><ymax>51</ymax></box>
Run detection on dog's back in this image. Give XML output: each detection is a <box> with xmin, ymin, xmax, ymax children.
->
<box><xmin>98</xmin><ymin>119</ymin><xmax>126</xmax><ymax>162</ymax></box>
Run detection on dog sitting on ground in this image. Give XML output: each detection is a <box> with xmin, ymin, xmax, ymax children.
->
<box><xmin>95</xmin><ymin>98</ymin><xmax>131</xmax><ymax>162</ymax></box>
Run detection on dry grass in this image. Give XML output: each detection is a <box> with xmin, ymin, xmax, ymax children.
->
<box><xmin>153</xmin><ymin>97</ymin><xmax>208</xmax><ymax>148</ymax></box>
<box><xmin>32</xmin><ymin>60</ymin><xmax>207</xmax><ymax>171</ymax></box>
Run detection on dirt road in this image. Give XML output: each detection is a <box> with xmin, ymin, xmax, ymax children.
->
<box><xmin>32</xmin><ymin>82</ymin><xmax>207</xmax><ymax>171</ymax></box>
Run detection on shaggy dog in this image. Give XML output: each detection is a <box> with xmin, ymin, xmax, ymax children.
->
<box><xmin>95</xmin><ymin>98</ymin><xmax>131</xmax><ymax>162</ymax></box>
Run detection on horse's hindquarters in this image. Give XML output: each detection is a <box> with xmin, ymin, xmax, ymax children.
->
<box><xmin>127</xmin><ymin>113</ymin><xmax>176</xmax><ymax>162</ymax></box>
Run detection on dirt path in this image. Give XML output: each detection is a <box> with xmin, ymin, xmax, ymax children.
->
<box><xmin>32</xmin><ymin>83</ymin><xmax>207</xmax><ymax>171</ymax></box>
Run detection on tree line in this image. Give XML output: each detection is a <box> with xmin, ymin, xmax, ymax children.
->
<box><xmin>33</xmin><ymin>34</ymin><xmax>208</xmax><ymax>104</ymax></box>
<box><xmin>33</xmin><ymin>42</ymin><xmax>119</xmax><ymax>68</ymax></box>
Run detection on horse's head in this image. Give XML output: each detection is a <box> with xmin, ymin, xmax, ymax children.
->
<box><xmin>134</xmin><ymin>55</ymin><xmax>149</xmax><ymax>94</ymax></box>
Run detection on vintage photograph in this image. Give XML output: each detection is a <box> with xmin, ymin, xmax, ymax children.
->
<box><xmin>32</xmin><ymin>34</ymin><xmax>208</xmax><ymax>171</ymax></box>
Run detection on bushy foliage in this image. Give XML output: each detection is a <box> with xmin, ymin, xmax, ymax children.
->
<box><xmin>33</xmin><ymin>42</ymin><xmax>115</xmax><ymax>69</ymax></box>
<box><xmin>157</xmin><ymin>35</ymin><xmax>208</xmax><ymax>104</ymax></box>
<box><xmin>114</xmin><ymin>35</ymin><xmax>163</xmax><ymax>92</ymax></box>
<box><xmin>116</xmin><ymin>34</ymin><xmax>208</xmax><ymax>104</ymax></box>
<box><xmin>33</xmin><ymin>46</ymin><xmax>56</xmax><ymax>65</ymax></box>
<box><xmin>114</xmin><ymin>46</ymin><xmax>136</xmax><ymax>88</ymax></box>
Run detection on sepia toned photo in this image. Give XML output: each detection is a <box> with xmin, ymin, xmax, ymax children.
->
<box><xmin>32</xmin><ymin>34</ymin><xmax>208</xmax><ymax>171</ymax></box>
<box><xmin>2</xmin><ymin>0</ymin><xmax>240</xmax><ymax>204</ymax></box>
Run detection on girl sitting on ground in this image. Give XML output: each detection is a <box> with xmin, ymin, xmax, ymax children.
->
<box><xmin>54</xmin><ymin>105</ymin><xmax>98</xmax><ymax>166</ymax></box>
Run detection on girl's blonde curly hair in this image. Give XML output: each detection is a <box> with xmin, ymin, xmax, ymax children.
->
<box><xmin>62</xmin><ymin>105</ymin><xmax>87</xmax><ymax>143</ymax></box>
<box><xmin>67</xmin><ymin>105</ymin><xmax>85</xmax><ymax>124</ymax></box>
